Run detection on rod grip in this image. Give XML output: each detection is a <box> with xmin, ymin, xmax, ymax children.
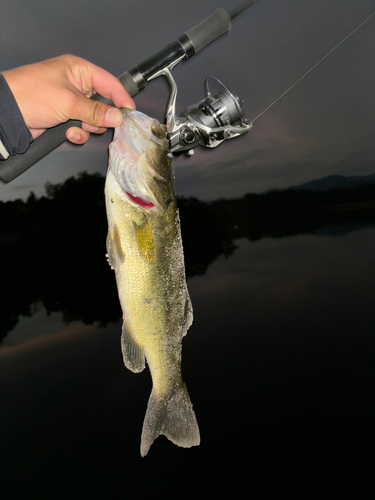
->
<box><xmin>184</xmin><ymin>8</ymin><xmax>232</xmax><ymax>54</ymax></box>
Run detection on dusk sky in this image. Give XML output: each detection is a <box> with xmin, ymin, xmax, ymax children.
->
<box><xmin>1</xmin><ymin>0</ymin><xmax>374</xmax><ymax>201</ymax></box>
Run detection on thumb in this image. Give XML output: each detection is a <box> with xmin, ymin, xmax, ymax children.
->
<box><xmin>72</xmin><ymin>95</ymin><xmax>123</xmax><ymax>128</ymax></box>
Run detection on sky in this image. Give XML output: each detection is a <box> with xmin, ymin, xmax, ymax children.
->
<box><xmin>0</xmin><ymin>0</ymin><xmax>374</xmax><ymax>201</ymax></box>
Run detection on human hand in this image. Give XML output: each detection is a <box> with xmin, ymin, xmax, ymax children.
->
<box><xmin>3</xmin><ymin>55</ymin><xmax>135</xmax><ymax>144</ymax></box>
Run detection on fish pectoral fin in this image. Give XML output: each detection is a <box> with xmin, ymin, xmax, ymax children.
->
<box><xmin>106</xmin><ymin>224</ymin><xmax>125</xmax><ymax>269</ymax></box>
<box><xmin>134</xmin><ymin>220</ymin><xmax>155</xmax><ymax>263</ymax></box>
<box><xmin>121</xmin><ymin>321</ymin><xmax>145</xmax><ymax>373</ymax></box>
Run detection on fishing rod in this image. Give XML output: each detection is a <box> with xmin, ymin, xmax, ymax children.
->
<box><xmin>0</xmin><ymin>2</ymin><xmax>258</xmax><ymax>183</ymax></box>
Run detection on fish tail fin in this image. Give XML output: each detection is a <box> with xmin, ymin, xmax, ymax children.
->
<box><xmin>140</xmin><ymin>381</ymin><xmax>200</xmax><ymax>457</ymax></box>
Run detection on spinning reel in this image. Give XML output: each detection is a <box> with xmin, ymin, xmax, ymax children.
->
<box><xmin>149</xmin><ymin>57</ymin><xmax>252</xmax><ymax>157</ymax></box>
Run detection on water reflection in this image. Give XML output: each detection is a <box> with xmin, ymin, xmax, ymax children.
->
<box><xmin>1</xmin><ymin>171</ymin><xmax>375</xmax><ymax>343</ymax></box>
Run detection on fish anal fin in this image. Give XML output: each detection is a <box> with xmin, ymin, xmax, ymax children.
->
<box><xmin>121</xmin><ymin>321</ymin><xmax>145</xmax><ymax>373</ymax></box>
<box><xmin>134</xmin><ymin>220</ymin><xmax>155</xmax><ymax>263</ymax></box>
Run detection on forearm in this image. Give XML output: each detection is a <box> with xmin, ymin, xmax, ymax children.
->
<box><xmin>0</xmin><ymin>72</ymin><xmax>32</xmax><ymax>160</ymax></box>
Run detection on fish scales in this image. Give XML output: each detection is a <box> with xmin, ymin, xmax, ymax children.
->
<box><xmin>105</xmin><ymin>108</ymin><xmax>200</xmax><ymax>456</ymax></box>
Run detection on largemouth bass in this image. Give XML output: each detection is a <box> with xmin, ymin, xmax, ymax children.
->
<box><xmin>105</xmin><ymin>108</ymin><xmax>200</xmax><ymax>457</ymax></box>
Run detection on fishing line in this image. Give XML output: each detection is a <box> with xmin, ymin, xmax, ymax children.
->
<box><xmin>250</xmin><ymin>10</ymin><xmax>375</xmax><ymax>124</ymax></box>
<box><xmin>230</xmin><ymin>0</ymin><xmax>263</xmax><ymax>20</ymax></box>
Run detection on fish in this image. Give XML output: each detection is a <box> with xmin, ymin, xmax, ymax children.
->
<box><xmin>105</xmin><ymin>108</ymin><xmax>200</xmax><ymax>457</ymax></box>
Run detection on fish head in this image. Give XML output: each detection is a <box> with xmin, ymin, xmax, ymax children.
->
<box><xmin>108</xmin><ymin>108</ymin><xmax>174</xmax><ymax>214</ymax></box>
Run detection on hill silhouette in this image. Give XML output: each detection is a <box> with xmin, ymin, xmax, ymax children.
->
<box><xmin>292</xmin><ymin>173</ymin><xmax>375</xmax><ymax>192</ymax></box>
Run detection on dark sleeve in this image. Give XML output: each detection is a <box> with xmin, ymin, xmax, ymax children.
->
<box><xmin>0</xmin><ymin>72</ymin><xmax>33</xmax><ymax>160</ymax></box>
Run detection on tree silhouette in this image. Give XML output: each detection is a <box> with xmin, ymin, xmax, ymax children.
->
<box><xmin>1</xmin><ymin>171</ymin><xmax>375</xmax><ymax>341</ymax></box>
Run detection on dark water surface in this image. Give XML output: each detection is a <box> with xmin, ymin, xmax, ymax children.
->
<box><xmin>1</xmin><ymin>175</ymin><xmax>375</xmax><ymax>498</ymax></box>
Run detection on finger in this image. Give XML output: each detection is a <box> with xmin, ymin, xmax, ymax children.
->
<box><xmin>66</xmin><ymin>126</ymin><xmax>90</xmax><ymax>144</ymax></box>
<box><xmin>82</xmin><ymin>122</ymin><xmax>107</xmax><ymax>134</ymax></box>
<box><xmin>73</xmin><ymin>58</ymin><xmax>136</xmax><ymax>109</ymax></box>
<box><xmin>69</xmin><ymin>94</ymin><xmax>123</xmax><ymax>129</ymax></box>
<box><xmin>91</xmin><ymin>70</ymin><xmax>136</xmax><ymax>109</ymax></box>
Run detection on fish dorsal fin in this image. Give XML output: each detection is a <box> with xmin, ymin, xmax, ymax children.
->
<box><xmin>106</xmin><ymin>224</ymin><xmax>125</xmax><ymax>269</ymax></box>
<box><xmin>121</xmin><ymin>321</ymin><xmax>145</xmax><ymax>373</ymax></box>
<box><xmin>134</xmin><ymin>220</ymin><xmax>155</xmax><ymax>263</ymax></box>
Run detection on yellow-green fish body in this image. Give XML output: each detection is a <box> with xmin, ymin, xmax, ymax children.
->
<box><xmin>105</xmin><ymin>108</ymin><xmax>199</xmax><ymax>456</ymax></box>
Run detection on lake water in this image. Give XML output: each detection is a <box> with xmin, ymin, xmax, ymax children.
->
<box><xmin>1</xmin><ymin>177</ymin><xmax>375</xmax><ymax>498</ymax></box>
